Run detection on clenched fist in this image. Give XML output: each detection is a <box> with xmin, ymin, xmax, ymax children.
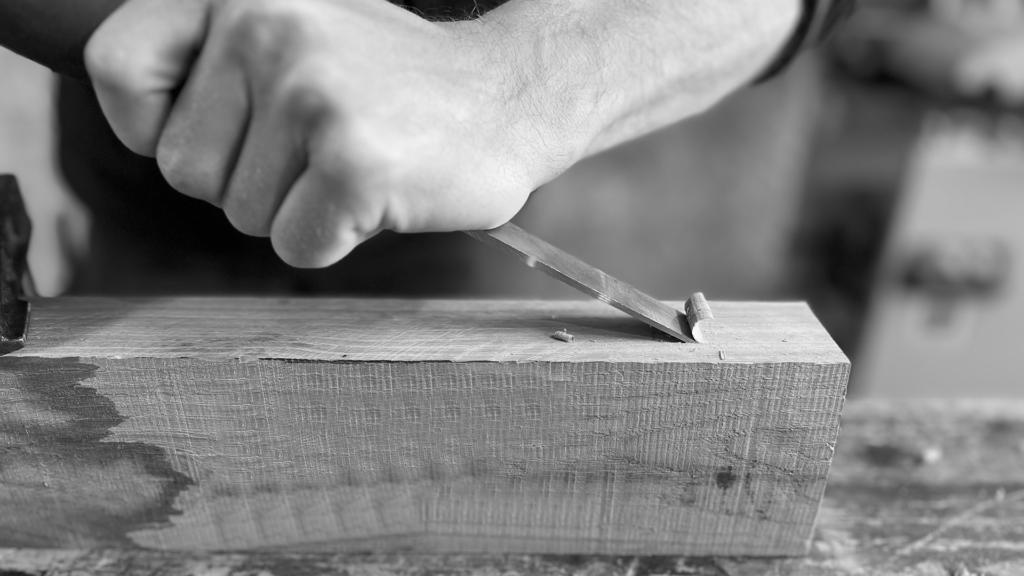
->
<box><xmin>85</xmin><ymin>0</ymin><xmax>800</xmax><ymax>267</ymax></box>
<box><xmin>86</xmin><ymin>0</ymin><xmax>569</xmax><ymax>267</ymax></box>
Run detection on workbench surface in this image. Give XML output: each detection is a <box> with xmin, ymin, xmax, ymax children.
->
<box><xmin>3</xmin><ymin>400</ymin><xmax>1023</xmax><ymax>576</ymax></box>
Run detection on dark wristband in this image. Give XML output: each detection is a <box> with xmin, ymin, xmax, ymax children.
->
<box><xmin>0</xmin><ymin>0</ymin><xmax>128</xmax><ymax>83</ymax></box>
<box><xmin>755</xmin><ymin>0</ymin><xmax>858</xmax><ymax>82</ymax></box>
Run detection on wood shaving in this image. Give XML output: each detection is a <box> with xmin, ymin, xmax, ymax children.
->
<box><xmin>551</xmin><ymin>329</ymin><xmax>574</xmax><ymax>343</ymax></box>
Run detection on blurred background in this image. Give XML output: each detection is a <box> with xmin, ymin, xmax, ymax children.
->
<box><xmin>1</xmin><ymin>0</ymin><xmax>1022</xmax><ymax>398</ymax></box>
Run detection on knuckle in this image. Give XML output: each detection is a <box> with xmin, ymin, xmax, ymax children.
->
<box><xmin>221</xmin><ymin>0</ymin><xmax>308</xmax><ymax>59</ymax></box>
<box><xmin>270</xmin><ymin>180</ymin><xmax>375</xmax><ymax>268</ymax></box>
<box><xmin>223</xmin><ymin>200</ymin><xmax>272</xmax><ymax>237</ymax></box>
<box><xmin>155</xmin><ymin>141</ymin><xmax>219</xmax><ymax>203</ymax></box>
<box><xmin>121</xmin><ymin>133</ymin><xmax>159</xmax><ymax>159</ymax></box>
<box><xmin>308</xmin><ymin>139</ymin><xmax>402</xmax><ymax>230</ymax></box>
<box><xmin>315</xmin><ymin>128</ymin><xmax>390</xmax><ymax>184</ymax></box>
<box><xmin>278</xmin><ymin>68</ymin><xmax>343</xmax><ymax>128</ymax></box>
<box><xmin>84</xmin><ymin>35</ymin><xmax>140</xmax><ymax>92</ymax></box>
<box><xmin>271</xmin><ymin>234</ymin><xmax>333</xmax><ymax>269</ymax></box>
<box><xmin>155</xmin><ymin>149</ymin><xmax>191</xmax><ymax>194</ymax></box>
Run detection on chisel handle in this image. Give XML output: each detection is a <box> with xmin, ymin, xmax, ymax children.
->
<box><xmin>0</xmin><ymin>176</ymin><xmax>32</xmax><ymax>354</ymax></box>
<box><xmin>0</xmin><ymin>0</ymin><xmax>128</xmax><ymax>83</ymax></box>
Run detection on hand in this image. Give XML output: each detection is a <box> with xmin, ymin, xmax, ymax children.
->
<box><xmin>85</xmin><ymin>0</ymin><xmax>559</xmax><ymax>267</ymax></box>
<box><xmin>85</xmin><ymin>0</ymin><xmax>799</xmax><ymax>268</ymax></box>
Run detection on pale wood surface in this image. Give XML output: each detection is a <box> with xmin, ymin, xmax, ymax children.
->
<box><xmin>13</xmin><ymin>297</ymin><xmax>846</xmax><ymax>363</ymax></box>
<box><xmin>0</xmin><ymin>298</ymin><xmax>848</xmax><ymax>556</ymax></box>
<box><xmin>3</xmin><ymin>401</ymin><xmax>1023</xmax><ymax>575</ymax></box>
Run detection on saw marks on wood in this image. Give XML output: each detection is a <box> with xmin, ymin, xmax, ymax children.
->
<box><xmin>0</xmin><ymin>298</ymin><xmax>848</xmax><ymax>555</ymax></box>
<box><xmin>5</xmin><ymin>402</ymin><xmax>1024</xmax><ymax>575</ymax></box>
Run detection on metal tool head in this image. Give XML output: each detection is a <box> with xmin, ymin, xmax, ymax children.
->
<box><xmin>465</xmin><ymin>223</ymin><xmax>707</xmax><ymax>343</ymax></box>
<box><xmin>1</xmin><ymin>175</ymin><xmax>32</xmax><ymax>354</ymax></box>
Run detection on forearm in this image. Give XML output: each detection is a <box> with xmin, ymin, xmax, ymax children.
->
<box><xmin>472</xmin><ymin>0</ymin><xmax>802</xmax><ymax>161</ymax></box>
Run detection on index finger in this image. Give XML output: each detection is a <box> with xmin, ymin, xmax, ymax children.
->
<box><xmin>85</xmin><ymin>0</ymin><xmax>211</xmax><ymax>157</ymax></box>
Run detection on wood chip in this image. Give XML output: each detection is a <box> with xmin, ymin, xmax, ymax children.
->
<box><xmin>685</xmin><ymin>292</ymin><xmax>715</xmax><ymax>343</ymax></box>
<box><xmin>551</xmin><ymin>329</ymin><xmax>575</xmax><ymax>343</ymax></box>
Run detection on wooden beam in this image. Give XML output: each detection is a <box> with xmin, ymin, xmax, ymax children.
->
<box><xmin>0</xmin><ymin>297</ymin><xmax>848</xmax><ymax>555</ymax></box>
<box><xmin>6</xmin><ymin>401</ymin><xmax>1023</xmax><ymax>576</ymax></box>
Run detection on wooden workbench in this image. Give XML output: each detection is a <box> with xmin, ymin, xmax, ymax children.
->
<box><xmin>3</xmin><ymin>399</ymin><xmax>1022</xmax><ymax>575</ymax></box>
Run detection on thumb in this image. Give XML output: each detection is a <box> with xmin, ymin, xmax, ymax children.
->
<box><xmin>85</xmin><ymin>0</ymin><xmax>210</xmax><ymax>157</ymax></box>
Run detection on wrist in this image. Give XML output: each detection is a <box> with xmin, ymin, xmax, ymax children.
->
<box><xmin>467</xmin><ymin>0</ymin><xmax>803</xmax><ymax>159</ymax></box>
<box><xmin>443</xmin><ymin>5</ymin><xmax>608</xmax><ymax>188</ymax></box>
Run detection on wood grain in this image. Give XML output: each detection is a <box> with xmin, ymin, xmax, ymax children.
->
<box><xmin>5</xmin><ymin>401</ymin><xmax>1023</xmax><ymax>576</ymax></box>
<box><xmin>0</xmin><ymin>298</ymin><xmax>848</xmax><ymax>555</ymax></box>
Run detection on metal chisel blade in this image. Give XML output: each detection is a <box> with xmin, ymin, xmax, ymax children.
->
<box><xmin>464</xmin><ymin>223</ymin><xmax>695</xmax><ymax>343</ymax></box>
